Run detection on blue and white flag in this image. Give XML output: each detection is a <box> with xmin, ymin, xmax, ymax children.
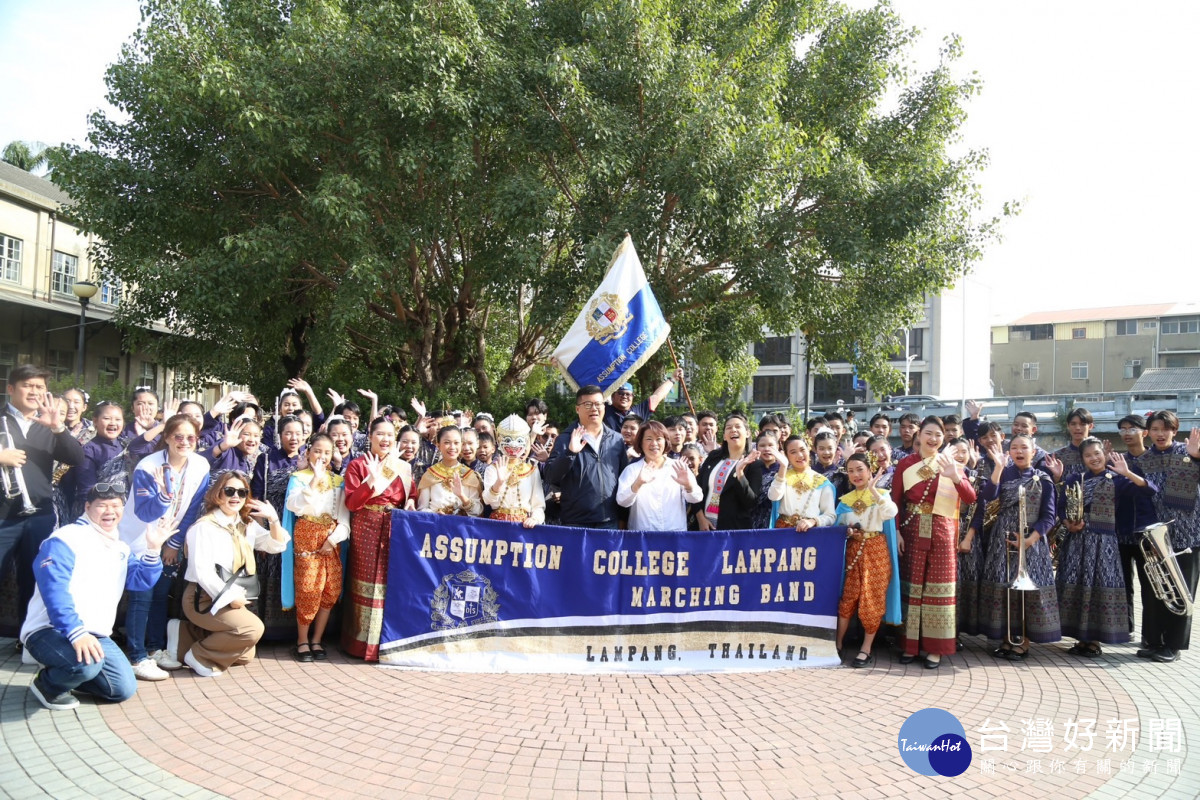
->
<box><xmin>552</xmin><ymin>235</ymin><xmax>671</xmax><ymax>397</ymax></box>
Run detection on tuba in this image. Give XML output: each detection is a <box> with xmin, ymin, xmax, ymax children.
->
<box><xmin>1139</xmin><ymin>522</ymin><xmax>1194</xmax><ymax>617</ymax></box>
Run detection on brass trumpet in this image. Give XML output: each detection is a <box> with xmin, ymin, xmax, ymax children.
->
<box><xmin>1006</xmin><ymin>483</ymin><xmax>1038</xmax><ymax>646</ymax></box>
<box><xmin>0</xmin><ymin>418</ymin><xmax>38</xmax><ymax>516</ymax></box>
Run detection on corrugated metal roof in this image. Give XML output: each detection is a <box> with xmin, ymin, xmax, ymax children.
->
<box><xmin>0</xmin><ymin>160</ymin><xmax>72</xmax><ymax>207</ymax></box>
<box><xmin>1004</xmin><ymin>304</ymin><xmax>1179</xmax><ymax>326</ymax></box>
<box><xmin>1131</xmin><ymin>367</ymin><xmax>1200</xmax><ymax>394</ymax></box>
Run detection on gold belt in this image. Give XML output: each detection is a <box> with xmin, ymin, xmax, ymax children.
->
<box><xmin>908</xmin><ymin>502</ymin><xmax>934</xmax><ymax>515</ymax></box>
<box><xmin>363</xmin><ymin>504</ymin><xmax>395</xmax><ymax>513</ymax></box>
<box><xmin>303</xmin><ymin>513</ymin><xmax>335</xmax><ymax>526</ymax></box>
<box><xmin>854</xmin><ymin>530</ymin><xmax>882</xmax><ymax>541</ymax></box>
<box><xmin>777</xmin><ymin>514</ymin><xmax>802</xmax><ymax>527</ymax></box>
<box><xmin>492</xmin><ymin>507</ymin><xmax>529</xmax><ymax>519</ymax></box>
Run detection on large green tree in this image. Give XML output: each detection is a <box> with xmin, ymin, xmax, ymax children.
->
<box><xmin>55</xmin><ymin>0</ymin><xmax>995</xmax><ymax>403</ymax></box>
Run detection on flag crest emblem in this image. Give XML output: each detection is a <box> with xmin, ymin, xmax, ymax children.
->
<box><xmin>585</xmin><ymin>293</ymin><xmax>634</xmax><ymax>345</ymax></box>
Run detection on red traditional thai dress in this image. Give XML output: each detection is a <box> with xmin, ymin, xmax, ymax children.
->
<box><xmin>891</xmin><ymin>452</ymin><xmax>976</xmax><ymax>657</ymax></box>
<box><xmin>340</xmin><ymin>454</ymin><xmax>414</xmax><ymax>661</ymax></box>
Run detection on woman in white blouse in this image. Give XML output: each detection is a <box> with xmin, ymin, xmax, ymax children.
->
<box><xmin>178</xmin><ymin>471</ymin><xmax>289</xmax><ymax>677</ymax></box>
<box><xmin>617</xmin><ymin>421</ymin><xmax>703</xmax><ymax>531</ymax></box>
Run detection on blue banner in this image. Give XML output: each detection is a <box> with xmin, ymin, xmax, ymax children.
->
<box><xmin>379</xmin><ymin>512</ymin><xmax>848</xmax><ymax>673</ymax></box>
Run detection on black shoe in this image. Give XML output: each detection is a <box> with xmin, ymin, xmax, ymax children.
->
<box><xmin>991</xmin><ymin>647</ymin><xmax>1012</xmax><ymax>659</ymax></box>
<box><xmin>898</xmin><ymin>654</ymin><xmax>916</xmax><ymax>664</ymax></box>
<box><xmin>310</xmin><ymin>643</ymin><xmax>328</xmax><ymax>662</ymax></box>
<box><xmin>955</xmin><ymin>638</ymin><xmax>964</xmax><ymax>652</ymax></box>
<box><xmin>1150</xmin><ymin>647</ymin><xmax>1179</xmax><ymax>663</ymax></box>
<box><xmin>293</xmin><ymin>643</ymin><xmax>314</xmax><ymax>663</ymax></box>
<box><xmin>924</xmin><ymin>656</ymin><xmax>941</xmax><ymax>669</ymax></box>
<box><xmin>1136</xmin><ymin>647</ymin><xmax>1157</xmax><ymax>659</ymax></box>
<box><xmin>852</xmin><ymin>652</ymin><xmax>874</xmax><ymax>669</ymax></box>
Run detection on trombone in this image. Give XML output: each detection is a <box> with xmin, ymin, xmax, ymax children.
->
<box><xmin>0</xmin><ymin>417</ymin><xmax>39</xmax><ymax>517</ymax></box>
<box><xmin>1006</xmin><ymin>483</ymin><xmax>1038</xmax><ymax>646</ymax></box>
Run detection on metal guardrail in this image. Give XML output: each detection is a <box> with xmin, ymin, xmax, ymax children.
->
<box><xmin>763</xmin><ymin>391</ymin><xmax>1200</xmax><ymax>434</ymax></box>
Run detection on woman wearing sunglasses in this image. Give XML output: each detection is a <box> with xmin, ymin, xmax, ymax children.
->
<box><xmin>118</xmin><ymin>414</ymin><xmax>212</xmax><ymax>681</ymax></box>
<box><xmin>178</xmin><ymin>471</ymin><xmax>288</xmax><ymax>676</ymax></box>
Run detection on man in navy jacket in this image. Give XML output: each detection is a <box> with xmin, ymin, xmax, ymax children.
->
<box><xmin>546</xmin><ymin>385</ymin><xmax>628</xmax><ymax>529</ymax></box>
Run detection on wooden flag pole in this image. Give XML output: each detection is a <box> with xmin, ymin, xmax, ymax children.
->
<box><xmin>666</xmin><ymin>337</ymin><xmax>696</xmax><ymax>417</ymax></box>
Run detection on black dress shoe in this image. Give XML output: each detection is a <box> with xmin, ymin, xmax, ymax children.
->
<box><xmin>1136</xmin><ymin>647</ymin><xmax>1156</xmax><ymax>659</ymax></box>
<box><xmin>924</xmin><ymin>656</ymin><xmax>941</xmax><ymax>669</ymax></box>
<box><xmin>991</xmin><ymin>647</ymin><xmax>1012</xmax><ymax>659</ymax></box>
<box><xmin>898</xmin><ymin>654</ymin><xmax>916</xmax><ymax>664</ymax></box>
<box><xmin>1151</xmin><ymin>647</ymin><xmax>1179</xmax><ymax>663</ymax></box>
<box><xmin>955</xmin><ymin>638</ymin><xmax>964</xmax><ymax>652</ymax></box>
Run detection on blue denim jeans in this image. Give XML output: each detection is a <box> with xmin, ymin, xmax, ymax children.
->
<box><xmin>123</xmin><ymin>568</ymin><xmax>175</xmax><ymax>662</ymax></box>
<box><xmin>24</xmin><ymin>627</ymin><xmax>137</xmax><ymax>701</ymax></box>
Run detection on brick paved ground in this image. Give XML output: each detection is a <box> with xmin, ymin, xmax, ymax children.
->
<box><xmin>2</xmin><ymin>625</ymin><xmax>1198</xmax><ymax>800</ymax></box>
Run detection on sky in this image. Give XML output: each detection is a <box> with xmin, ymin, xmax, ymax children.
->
<box><xmin>1</xmin><ymin>1</ymin><xmax>1196</xmax><ymax>324</ymax></box>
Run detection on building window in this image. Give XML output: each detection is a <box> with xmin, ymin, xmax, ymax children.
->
<box><xmin>98</xmin><ymin>356</ymin><xmax>120</xmax><ymax>382</ymax></box>
<box><xmin>0</xmin><ymin>234</ymin><xmax>21</xmax><ymax>282</ymax></box>
<box><xmin>1115</xmin><ymin>319</ymin><xmax>1139</xmax><ymax>336</ymax></box>
<box><xmin>47</xmin><ymin>349</ymin><xmax>74</xmax><ymax>381</ymax></box>
<box><xmin>1164</xmin><ymin>355</ymin><xmax>1189</xmax><ymax>368</ymax></box>
<box><xmin>1071</xmin><ymin>328</ymin><xmax>1086</xmax><ymax>339</ymax></box>
<box><xmin>0</xmin><ymin>344</ymin><xmax>17</xmax><ymax>405</ymax></box>
<box><xmin>753</xmin><ymin>336</ymin><xmax>792</xmax><ymax>367</ymax></box>
<box><xmin>1162</xmin><ymin>317</ymin><xmax>1200</xmax><ymax>335</ymax></box>
<box><xmin>1124</xmin><ymin>360</ymin><xmax>1143</xmax><ymax>379</ymax></box>
<box><xmin>99</xmin><ymin>278</ymin><xmax>121</xmax><ymax>306</ymax></box>
<box><xmin>1071</xmin><ymin>362</ymin><xmax>1088</xmax><ymax>380</ymax></box>
<box><xmin>752</xmin><ymin>375</ymin><xmax>790</xmax><ymax>405</ymax></box>
<box><xmin>1143</xmin><ymin>320</ymin><xmax>1158</xmax><ymax>330</ymax></box>
<box><xmin>51</xmin><ymin>252</ymin><xmax>79</xmax><ymax>296</ymax></box>
<box><xmin>138</xmin><ymin>362</ymin><xmax>159</xmax><ymax>394</ymax></box>
<box><xmin>1009</xmin><ymin>324</ymin><xmax>1053</xmax><ymax>342</ymax></box>
<box><xmin>812</xmin><ymin>374</ymin><xmax>856</xmax><ymax>406</ymax></box>
<box><xmin>1022</xmin><ymin>362</ymin><xmax>1040</xmax><ymax>381</ymax></box>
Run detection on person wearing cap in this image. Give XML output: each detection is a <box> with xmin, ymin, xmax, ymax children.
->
<box><xmin>602</xmin><ymin>367</ymin><xmax>685</xmax><ymax>432</ymax></box>
<box><xmin>21</xmin><ymin>484</ymin><xmax>171</xmax><ymax>711</ymax></box>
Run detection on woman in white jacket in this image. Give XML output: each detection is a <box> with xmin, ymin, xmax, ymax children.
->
<box><xmin>178</xmin><ymin>471</ymin><xmax>288</xmax><ymax>677</ymax></box>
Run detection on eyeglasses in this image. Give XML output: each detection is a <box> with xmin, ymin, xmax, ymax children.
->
<box><xmin>94</xmin><ymin>482</ymin><xmax>127</xmax><ymax>495</ymax></box>
<box><xmin>172</xmin><ymin>434</ymin><xmax>197</xmax><ymax>444</ymax></box>
<box><xmin>222</xmin><ymin>486</ymin><xmax>249</xmax><ymax>498</ymax></box>
<box><xmin>577</xmin><ymin>402</ymin><xmax>604</xmax><ymax>410</ymax></box>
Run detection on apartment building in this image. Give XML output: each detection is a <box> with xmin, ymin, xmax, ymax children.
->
<box><xmin>990</xmin><ymin>303</ymin><xmax>1200</xmax><ymax>396</ymax></box>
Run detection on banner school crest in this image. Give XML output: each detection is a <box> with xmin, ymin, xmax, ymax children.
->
<box><xmin>552</xmin><ymin>235</ymin><xmax>671</xmax><ymax>397</ymax></box>
<box><xmin>431</xmin><ymin>570</ymin><xmax>500</xmax><ymax>630</ymax></box>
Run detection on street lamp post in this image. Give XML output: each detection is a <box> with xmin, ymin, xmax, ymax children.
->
<box><xmin>72</xmin><ymin>280</ymin><xmax>99</xmax><ymax>381</ymax></box>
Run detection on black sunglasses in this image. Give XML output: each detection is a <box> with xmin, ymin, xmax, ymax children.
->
<box><xmin>221</xmin><ymin>486</ymin><xmax>249</xmax><ymax>498</ymax></box>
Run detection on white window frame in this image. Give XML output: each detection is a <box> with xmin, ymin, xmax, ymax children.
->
<box><xmin>1071</xmin><ymin>362</ymin><xmax>1088</xmax><ymax>380</ymax></box>
<box><xmin>1124</xmin><ymin>359</ymin><xmax>1142</xmax><ymax>379</ymax></box>
<box><xmin>100</xmin><ymin>278</ymin><xmax>121</xmax><ymax>306</ymax></box>
<box><xmin>1022</xmin><ymin>362</ymin><xmax>1040</xmax><ymax>381</ymax></box>
<box><xmin>0</xmin><ymin>234</ymin><xmax>22</xmax><ymax>283</ymax></box>
<box><xmin>51</xmin><ymin>251</ymin><xmax>78</xmax><ymax>296</ymax></box>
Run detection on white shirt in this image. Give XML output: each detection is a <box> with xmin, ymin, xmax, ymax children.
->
<box><xmin>285</xmin><ymin>473</ymin><xmax>350</xmax><ymax>545</ymax></box>
<box><xmin>616</xmin><ymin>460</ymin><xmax>703</xmax><ymax>532</ymax></box>
<box><xmin>5</xmin><ymin>403</ymin><xmax>33</xmax><ymax>436</ymax></box>
<box><xmin>184</xmin><ymin>511</ymin><xmax>288</xmax><ymax>613</ymax></box>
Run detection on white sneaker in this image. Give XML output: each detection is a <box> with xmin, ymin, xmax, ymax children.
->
<box><xmin>131</xmin><ymin>658</ymin><xmax>170</xmax><ymax>681</ymax></box>
<box><xmin>150</xmin><ymin>649</ymin><xmax>182</xmax><ymax>671</ymax></box>
<box><xmin>165</xmin><ymin>620</ymin><xmax>180</xmax><ymax>663</ymax></box>
<box><xmin>183</xmin><ymin>648</ymin><xmax>222</xmax><ymax>678</ymax></box>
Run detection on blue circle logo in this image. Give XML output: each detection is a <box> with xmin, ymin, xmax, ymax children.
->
<box><xmin>898</xmin><ymin>708</ymin><xmax>972</xmax><ymax>776</ymax></box>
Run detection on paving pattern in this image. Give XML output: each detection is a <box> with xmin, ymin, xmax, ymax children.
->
<box><xmin>2</xmin><ymin>623</ymin><xmax>1198</xmax><ymax>800</ymax></box>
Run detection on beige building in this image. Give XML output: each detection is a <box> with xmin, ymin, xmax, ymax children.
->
<box><xmin>0</xmin><ymin>161</ymin><xmax>229</xmax><ymax>405</ymax></box>
<box><xmin>990</xmin><ymin>303</ymin><xmax>1200</xmax><ymax>396</ymax></box>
